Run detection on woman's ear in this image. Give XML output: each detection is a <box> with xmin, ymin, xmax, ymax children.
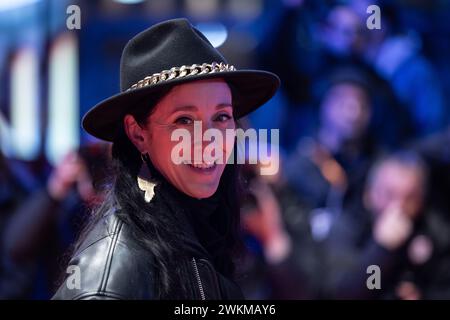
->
<box><xmin>124</xmin><ymin>114</ymin><xmax>147</xmax><ymax>153</ymax></box>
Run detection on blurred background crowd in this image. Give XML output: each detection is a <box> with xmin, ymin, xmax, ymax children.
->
<box><xmin>1</xmin><ymin>0</ymin><xmax>450</xmax><ymax>300</ymax></box>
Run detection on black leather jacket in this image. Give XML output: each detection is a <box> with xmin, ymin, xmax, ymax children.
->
<box><xmin>52</xmin><ymin>211</ymin><xmax>243</xmax><ymax>300</ymax></box>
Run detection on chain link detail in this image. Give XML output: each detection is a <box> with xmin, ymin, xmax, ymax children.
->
<box><xmin>127</xmin><ymin>62</ymin><xmax>236</xmax><ymax>91</ymax></box>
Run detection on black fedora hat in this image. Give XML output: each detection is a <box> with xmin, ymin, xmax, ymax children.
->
<box><xmin>82</xmin><ymin>18</ymin><xmax>280</xmax><ymax>141</ymax></box>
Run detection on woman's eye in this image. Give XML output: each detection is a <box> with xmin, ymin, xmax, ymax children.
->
<box><xmin>175</xmin><ymin>117</ymin><xmax>193</xmax><ymax>125</ymax></box>
<box><xmin>215</xmin><ymin>114</ymin><xmax>232</xmax><ymax>122</ymax></box>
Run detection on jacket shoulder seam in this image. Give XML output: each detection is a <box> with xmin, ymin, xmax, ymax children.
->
<box><xmin>99</xmin><ymin>216</ymin><xmax>124</xmax><ymax>293</ymax></box>
<box><xmin>74</xmin><ymin>215</ymin><xmax>123</xmax><ymax>256</ymax></box>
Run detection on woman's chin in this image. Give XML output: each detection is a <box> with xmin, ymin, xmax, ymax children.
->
<box><xmin>172</xmin><ymin>163</ymin><xmax>224</xmax><ymax>198</ymax></box>
<box><xmin>190</xmin><ymin>187</ymin><xmax>218</xmax><ymax>199</ymax></box>
<box><xmin>180</xmin><ymin>183</ymin><xmax>219</xmax><ymax>199</ymax></box>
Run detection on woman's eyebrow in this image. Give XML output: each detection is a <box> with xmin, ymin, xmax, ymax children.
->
<box><xmin>171</xmin><ymin>103</ymin><xmax>232</xmax><ymax>113</ymax></box>
<box><xmin>216</xmin><ymin>103</ymin><xmax>233</xmax><ymax>110</ymax></box>
<box><xmin>171</xmin><ymin>105</ymin><xmax>198</xmax><ymax>113</ymax></box>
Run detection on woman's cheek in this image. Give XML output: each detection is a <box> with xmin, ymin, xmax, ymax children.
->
<box><xmin>223</xmin><ymin>124</ymin><xmax>236</xmax><ymax>163</ymax></box>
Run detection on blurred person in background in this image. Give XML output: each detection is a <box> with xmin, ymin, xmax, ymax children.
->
<box><xmin>260</xmin><ymin>0</ymin><xmax>411</xmax><ymax>151</ymax></box>
<box><xmin>413</xmin><ymin>126</ymin><xmax>450</xmax><ymax>221</ymax></box>
<box><xmin>0</xmin><ymin>151</ymin><xmax>41</xmax><ymax>299</ymax></box>
<box><xmin>238</xmin><ymin>153</ymin><xmax>324</xmax><ymax>299</ymax></box>
<box><xmin>262</xmin><ymin>0</ymin><xmax>446</xmax><ymax>142</ymax></box>
<box><xmin>256</xmin><ymin>0</ymin><xmax>329</xmax><ymax>149</ymax></box>
<box><xmin>324</xmin><ymin>151</ymin><xmax>450</xmax><ymax>299</ymax></box>
<box><xmin>0</xmin><ymin>143</ymin><xmax>109</xmax><ymax>299</ymax></box>
<box><xmin>284</xmin><ymin>67</ymin><xmax>380</xmax><ymax>243</ymax></box>
<box><xmin>322</xmin><ymin>0</ymin><xmax>447</xmax><ymax>137</ymax></box>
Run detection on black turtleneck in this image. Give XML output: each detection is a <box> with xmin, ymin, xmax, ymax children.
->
<box><xmin>153</xmin><ymin>178</ymin><xmax>234</xmax><ymax>276</ymax></box>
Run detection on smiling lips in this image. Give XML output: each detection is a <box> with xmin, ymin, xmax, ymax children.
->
<box><xmin>182</xmin><ymin>160</ymin><xmax>218</xmax><ymax>172</ymax></box>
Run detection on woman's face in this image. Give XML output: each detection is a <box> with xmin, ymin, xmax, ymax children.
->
<box><xmin>125</xmin><ymin>79</ymin><xmax>235</xmax><ymax>199</ymax></box>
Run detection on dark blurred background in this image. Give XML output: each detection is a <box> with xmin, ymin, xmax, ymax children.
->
<box><xmin>1</xmin><ymin>0</ymin><xmax>450</xmax><ymax>300</ymax></box>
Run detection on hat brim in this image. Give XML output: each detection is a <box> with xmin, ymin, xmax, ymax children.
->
<box><xmin>82</xmin><ymin>70</ymin><xmax>280</xmax><ymax>141</ymax></box>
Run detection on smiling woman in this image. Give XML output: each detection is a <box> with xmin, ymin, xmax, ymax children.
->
<box><xmin>52</xmin><ymin>18</ymin><xmax>279</xmax><ymax>300</ymax></box>
<box><xmin>124</xmin><ymin>79</ymin><xmax>236</xmax><ymax>199</ymax></box>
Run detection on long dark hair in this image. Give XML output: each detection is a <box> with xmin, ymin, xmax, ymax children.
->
<box><xmin>72</xmin><ymin>87</ymin><xmax>243</xmax><ymax>299</ymax></box>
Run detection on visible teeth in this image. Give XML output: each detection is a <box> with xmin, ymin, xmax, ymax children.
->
<box><xmin>183</xmin><ymin>161</ymin><xmax>215</xmax><ymax>169</ymax></box>
<box><xmin>193</xmin><ymin>163</ymin><xmax>214</xmax><ymax>169</ymax></box>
